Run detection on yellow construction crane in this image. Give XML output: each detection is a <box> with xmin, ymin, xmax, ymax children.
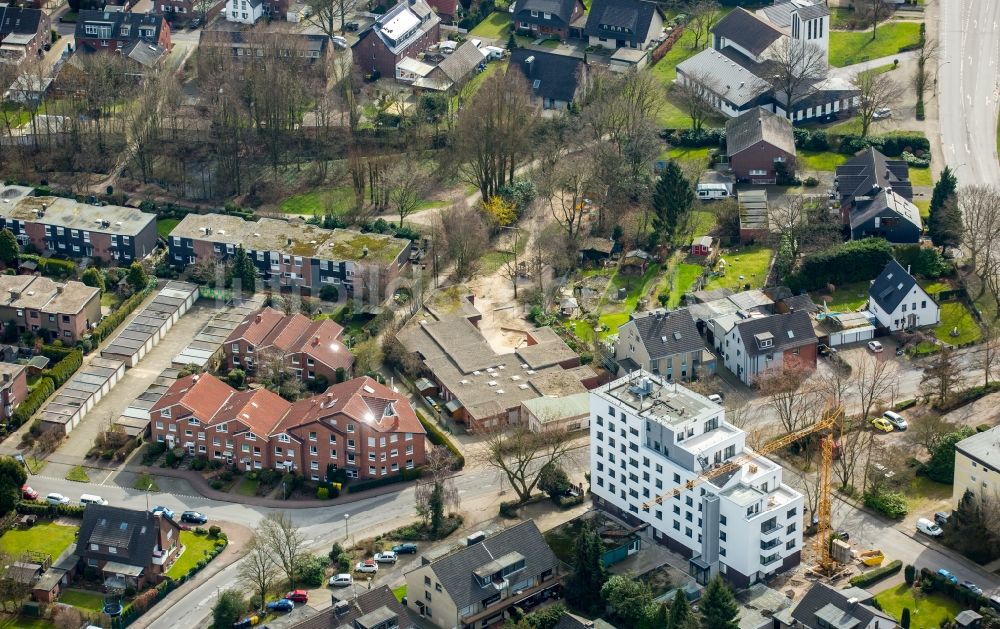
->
<box><xmin>641</xmin><ymin>406</ymin><xmax>844</xmax><ymax>572</ymax></box>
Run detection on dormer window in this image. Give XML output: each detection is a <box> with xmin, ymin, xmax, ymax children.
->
<box><xmin>161</xmin><ymin>407</ymin><xmax>171</xmax><ymax>418</ymax></box>
<box><xmin>530</xmin><ymin>9</ymin><xmax>537</xmax><ymax>16</ymax></box>
<box><xmin>278</xmin><ymin>434</ymin><xmax>290</xmax><ymax>443</ymax></box>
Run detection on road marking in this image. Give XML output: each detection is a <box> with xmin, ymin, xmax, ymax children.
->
<box><xmin>100</xmin><ymin>470</ymin><xmax>115</xmax><ymax>485</ymax></box>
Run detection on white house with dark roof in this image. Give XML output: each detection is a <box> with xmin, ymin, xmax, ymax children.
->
<box><xmin>225</xmin><ymin>0</ymin><xmax>263</xmax><ymax>24</ymax></box>
<box><xmin>867</xmin><ymin>260</ymin><xmax>939</xmax><ymax>331</ymax></box>
<box><xmin>952</xmin><ymin>425</ymin><xmax>1000</xmax><ymax>509</ymax></box>
<box><xmin>722</xmin><ymin>310</ymin><xmax>817</xmax><ymax>385</ymax></box>
<box><xmin>614</xmin><ymin>308</ymin><xmax>713</xmax><ymax>381</ymax></box>
<box><xmin>583</xmin><ymin>0</ymin><xmax>664</xmax><ymax>50</ymax></box>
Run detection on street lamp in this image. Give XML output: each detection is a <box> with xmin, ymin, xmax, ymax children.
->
<box><xmin>344</xmin><ymin>513</ymin><xmax>350</xmax><ymax>543</ymax></box>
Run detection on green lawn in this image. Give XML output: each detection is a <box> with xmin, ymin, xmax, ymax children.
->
<box><xmin>566</xmin><ymin>320</ymin><xmax>596</xmax><ymax>343</ymax></box>
<box><xmin>468</xmin><ymin>11</ymin><xmax>511</xmax><ymax>38</ymax></box>
<box><xmin>704</xmin><ymin>246</ymin><xmax>773</xmax><ymax>291</ymax></box>
<box><xmin>689</xmin><ymin>209</ymin><xmax>716</xmax><ymax>236</ymax></box>
<box><xmin>0</xmin><ymin>522</ymin><xmax>78</xmax><ymax>560</ymax></box>
<box><xmin>903</xmin><ymin>475</ymin><xmax>952</xmax><ymax>513</ymax></box>
<box><xmin>134</xmin><ymin>472</ymin><xmax>159</xmax><ymax>492</ymax></box>
<box><xmin>918</xmin><ymin>278</ymin><xmax>951</xmax><ymax>297</ymax></box>
<box><xmin>280</xmin><ymin>186</ymin><xmax>355</xmax><ymax>215</ymax></box>
<box><xmin>156</xmin><ymin>219</ymin><xmax>179</xmax><ymax>239</ymax></box>
<box><xmin>914</xmin><ymin>199</ymin><xmax>930</xmax><ymax>220</ymax></box>
<box><xmin>0</xmin><ymin>103</ymin><xmax>31</xmax><ymax>129</ymax></box>
<box><xmin>650</xmin><ymin>27</ymin><xmax>702</xmax><ymax>85</ymax></box>
<box><xmin>24</xmin><ymin>457</ymin><xmax>45</xmax><ymax>475</ymax></box>
<box><xmin>933</xmin><ymin>301</ymin><xmax>982</xmax><ymax>345</ymax></box>
<box><xmin>392</xmin><ymin>585</ymin><xmax>407</xmax><ymax>603</ymax></box>
<box><xmin>662</xmin><ymin>146</ymin><xmax>712</xmax><ymax>164</ymax></box>
<box><xmin>59</xmin><ymin>590</ymin><xmax>105</xmax><ymax>613</ymax></box>
<box><xmin>65</xmin><ymin>466</ymin><xmax>89</xmax><ymax>482</ymax></box>
<box><xmin>909</xmin><ymin>166</ymin><xmax>933</xmax><ymax>187</ymax></box>
<box><xmin>874</xmin><ymin>585</ymin><xmax>963</xmax><ymax>629</ymax></box>
<box><xmin>657</xmin><ymin>97</ymin><xmax>693</xmax><ymax>128</ymax></box>
<box><xmin>166</xmin><ymin>531</ymin><xmax>219</xmax><ymax>580</ymax></box>
<box><xmin>598</xmin><ymin>263</ymin><xmax>663</xmax><ymax>337</ymax></box>
<box><xmin>799</xmin><ymin>150</ymin><xmax>849</xmax><ymax>172</ymax></box>
<box><xmin>101</xmin><ymin>292</ymin><xmax>122</xmax><ymax>309</ymax></box>
<box><xmin>0</xmin><ymin>616</ymin><xmax>54</xmax><ymax>629</ymax></box>
<box><xmin>829</xmin><ymin>22</ymin><xmax>923</xmax><ymax>67</ymax></box>
<box><xmin>235</xmin><ymin>477</ymin><xmax>260</xmax><ymax>497</ymax></box>
<box><xmin>811</xmin><ymin>280</ymin><xmax>871</xmax><ymax>312</ymax></box>
<box><xmin>667</xmin><ymin>263</ymin><xmax>703</xmax><ymax>308</ymax></box>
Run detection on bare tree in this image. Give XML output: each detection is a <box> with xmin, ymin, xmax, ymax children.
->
<box><xmin>537</xmin><ymin>152</ymin><xmax>593</xmax><ymax>240</ymax></box>
<box><xmin>389</xmin><ymin>159</ymin><xmax>431</xmax><ymax>228</ymax></box>
<box><xmin>834</xmin><ymin>416</ymin><xmax>874</xmax><ymax>490</ymax></box>
<box><xmin>853</xmin><ymin>70</ymin><xmax>897</xmax><ymax>137</ymax></box>
<box><xmin>958</xmin><ymin>185</ymin><xmax>1000</xmax><ymax>299</ymax></box>
<box><xmin>440</xmin><ymin>203</ymin><xmax>489</xmax><ymax>280</ymax></box>
<box><xmin>920</xmin><ymin>347</ymin><xmax>957</xmax><ymax>407</ymax></box>
<box><xmin>482</xmin><ymin>428</ymin><xmax>575</xmax><ymax>503</ymax></box>
<box><xmin>498</xmin><ymin>227</ymin><xmax>523</xmax><ymax>299</ymax></box>
<box><xmin>906</xmin><ymin>413</ymin><xmax>958</xmax><ymax>455</ymax></box>
<box><xmin>981</xmin><ymin>323</ymin><xmax>1000</xmax><ymax>386</ymax></box>
<box><xmin>912</xmin><ymin>37</ymin><xmax>939</xmax><ymax>101</ymax></box>
<box><xmin>672</xmin><ymin>70</ymin><xmax>720</xmax><ymax>131</ymax></box>
<box><xmin>688</xmin><ymin>0</ymin><xmax>721</xmax><ymax>51</ymax></box>
<box><xmin>258</xmin><ymin>512</ymin><xmax>305</xmax><ymax>589</ymax></box>
<box><xmin>767</xmin><ymin>39</ymin><xmax>828</xmax><ymax>119</ymax></box>
<box><xmin>306</xmin><ymin>0</ymin><xmax>356</xmax><ymax>38</ymax></box>
<box><xmin>814</xmin><ymin>365</ymin><xmax>852</xmax><ymax>410</ymax></box>
<box><xmin>854</xmin><ymin>353</ymin><xmax>897</xmax><ymax>421</ymax></box>
<box><xmin>759</xmin><ymin>368</ymin><xmax>819</xmax><ymax>435</ymax></box>
<box><xmin>52</xmin><ymin>605</ymin><xmax>82</xmax><ymax>629</ymax></box>
<box><xmin>237</xmin><ymin>533</ymin><xmax>278</xmax><ymax>611</ymax></box>
<box><xmin>860</xmin><ymin>0</ymin><xmax>892</xmax><ymax>40</ymax></box>
<box><xmin>414</xmin><ymin>447</ymin><xmax>460</xmax><ymax>537</ymax></box>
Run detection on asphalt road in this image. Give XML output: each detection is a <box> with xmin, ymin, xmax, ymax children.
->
<box><xmin>938</xmin><ymin>0</ymin><xmax>1000</xmax><ymax>186</ymax></box>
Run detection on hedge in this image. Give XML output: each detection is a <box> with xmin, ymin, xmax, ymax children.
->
<box><xmin>18</xmin><ymin>255</ymin><xmax>76</xmax><ymax>281</ymax></box>
<box><xmin>347</xmin><ymin>466</ymin><xmax>422</xmax><ymax>493</ymax></box>
<box><xmin>785</xmin><ymin>238</ymin><xmax>894</xmax><ymax>292</ymax></box>
<box><xmin>918</xmin><ymin>567</ymin><xmax>992</xmax><ymax>609</ymax></box>
<box><xmin>92</xmin><ymin>279</ymin><xmax>156</xmax><ymax>343</ymax></box>
<box><xmin>44</xmin><ymin>349</ymin><xmax>82</xmax><ymax>388</ymax></box>
<box><xmin>838</xmin><ymin>132</ymin><xmax>931</xmax><ymax>157</ymax></box>
<box><xmin>415</xmin><ymin>410</ymin><xmax>465</xmax><ymax>470</ymax></box>
<box><xmin>793</xmin><ymin>127</ymin><xmax>831</xmax><ymax>151</ymax></box>
<box><xmin>863</xmin><ymin>488</ymin><xmax>908</xmax><ymax>519</ymax></box>
<box><xmin>11</xmin><ymin>377</ymin><xmax>54</xmax><ymax>428</ymax></box>
<box><xmin>15</xmin><ymin>501</ymin><xmax>85</xmax><ymax>518</ymax></box>
<box><xmin>664</xmin><ymin>127</ymin><xmax>726</xmax><ymax>148</ymax></box>
<box><xmin>849</xmin><ymin>559</ymin><xmax>902</xmax><ymax>587</ymax></box>
<box><xmin>40</xmin><ymin>345</ymin><xmax>74</xmax><ymax>362</ymax></box>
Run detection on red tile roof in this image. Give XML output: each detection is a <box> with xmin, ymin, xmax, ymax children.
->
<box><xmin>226</xmin><ymin>308</ymin><xmax>351</xmax><ymax>372</ymax></box>
<box><xmin>225</xmin><ymin>307</ymin><xmax>286</xmax><ymax>347</ymax></box>
<box><xmin>151</xmin><ymin>373</ymin><xmax>235</xmax><ymax>421</ymax></box>
<box><xmin>275</xmin><ymin>377</ymin><xmax>424</xmax><ymax>436</ymax></box>
<box><xmin>212</xmin><ymin>387</ymin><xmax>291</xmax><ymax>437</ymax></box>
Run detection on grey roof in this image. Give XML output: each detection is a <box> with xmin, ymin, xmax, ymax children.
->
<box><xmin>780</xmin><ymin>293</ymin><xmax>819</xmax><ymax>314</ymax></box>
<box><xmin>849</xmin><ymin>188</ymin><xmax>922</xmax><ymax>233</ymax></box>
<box><xmin>955</xmin><ymin>425</ymin><xmax>1000</xmax><ymax>471</ymax></box>
<box><xmin>287</xmin><ymin>586</ymin><xmax>415</xmax><ymax>629</ymax></box>
<box><xmin>757</xmin><ymin>0</ymin><xmax>829</xmax><ymax>30</ymax></box>
<box><xmin>0</xmin><ymin>7</ymin><xmax>44</xmax><ymax>37</ymax></box>
<box><xmin>74</xmin><ymin>10</ymin><xmax>165</xmax><ymax>45</ymax></box>
<box><xmin>726</xmin><ymin>107</ymin><xmax>796</xmax><ymax>158</ymax></box>
<box><xmin>123</xmin><ymin>40</ymin><xmax>167</xmax><ymax>66</ymax></box>
<box><xmin>78</xmin><ymin>505</ymin><xmax>179</xmax><ymax>568</ymax></box>
<box><xmin>956</xmin><ymin>610</ymin><xmax>983</xmax><ymax>626</ymax></box>
<box><xmin>868</xmin><ymin>260</ymin><xmax>921</xmax><ymax>314</ymax></box>
<box><xmin>789</xmin><ymin>583</ymin><xmax>896</xmax><ymax>629</ymax></box>
<box><xmin>365</xmin><ymin>0</ymin><xmax>440</xmax><ymax>56</ymax></box>
<box><xmin>584</xmin><ymin>0</ymin><xmax>661</xmax><ymax>44</ymax></box>
<box><xmin>836</xmin><ymin>147</ymin><xmax>913</xmax><ymax>202</ymax></box>
<box><xmin>510</xmin><ymin>49</ymin><xmax>584</xmax><ymax>103</ymax></box>
<box><xmin>435</xmin><ymin>41</ymin><xmax>485</xmax><ymax>83</ymax></box>
<box><xmin>735</xmin><ymin>310</ymin><xmax>816</xmax><ymax>357</ymax></box>
<box><xmin>422</xmin><ymin>521</ymin><xmax>558</xmax><ymax>611</ymax></box>
<box><xmin>677</xmin><ymin>48</ymin><xmax>770</xmax><ymax>107</ymax></box>
<box><xmin>554</xmin><ymin>616</ymin><xmax>591</xmax><ymax>629</ymax></box>
<box><xmin>619</xmin><ymin>308</ymin><xmax>703</xmax><ymax>360</ymax></box>
<box><xmin>711</xmin><ymin>7</ymin><xmax>783</xmax><ymax>56</ymax></box>
<box><xmin>515</xmin><ymin>0</ymin><xmax>579</xmax><ymax>26</ymax></box>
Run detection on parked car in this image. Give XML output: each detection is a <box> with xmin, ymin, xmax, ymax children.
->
<box><xmin>355</xmin><ymin>559</ymin><xmax>379</xmax><ymax>573</ymax></box>
<box><xmin>285</xmin><ymin>590</ymin><xmax>308</xmax><ymax>603</ymax></box>
<box><xmin>21</xmin><ymin>485</ymin><xmax>37</xmax><ymax>500</ymax></box>
<box><xmin>80</xmin><ymin>494</ymin><xmax>108</xmax><ymax>506</ymax></box>
<box><xmin>266</xmin><ymin>599</ymin><xmax>294</xmax><ymax>612</ymax></box>
<box><xmin>961</xmin><ymin>580</ymin><xmax>983</xmax><ymax>595</ymax></box>
<box><xmin>345</xmin><ymin>21</ymin><xmax>359</xmax><ymax>30</ymax></box>
<box><xmin>871</xmin><ymin>417</ymin><xmax>894</xmax><ymax>433</ymax></box>
<box><xmin>374</xmin><ymin>551</ymin><xmax>397</xmax><ymax>564</ymax></box>
<box><xmin>329</xmin><ymin>573</ymin><xmax>353</xmax><ymax>587</ymax></box>
<box><xmin>873</xmin><ymin>107</ymin><xmax>892</xmax><ymax>119</ymax></box>
<box><xmin>937</xmin><ymin>569</ymin><xmax>958</xmax><ymax>584</ymax></box>
<box><xmin>882</xmin><ymin>410</ymin><xmax>908</xmax><ymax>431</ymax></box>
<box><xmin>181</xmin><ymin>511</ymin><xmax>208</xmax><ymax>524</ymax></box>
<box><xmin>332</xmin><ymin>35</ymin><xmax>348</xmax><ymax>49</ymax></box>
<box><xmin>917</xmin><ymin>518</ymin><xmax>943</xmax><ymax>537</ymax></box>
<box><xmin>867</xmin><ymin>340</ymin><xmax>884</xmax><ymax>353</ymax></box>
<box><xmin>934</xmin><ymin>511</ymin><xmax>950</xmax><ymax>526</ymax></box>
<box><xmin>707</xmin><ymin>394</ymin><xmax>723</xmax><ymax>404</ymax></box>
<box><xmin>189</xmin><ymin>18</ymin><xmax>202</xmax><ymax>28</ymax></box>
<box><xmin>45</xmin><ymin>492</ymin><xmax>70</xmax><ymax>506</ymax></box>
<box><xmin>391</xmin><ymin>543</ymin><xmax>418</xmax><ymax>554</ymax></box>
<box><xmin>151</xmin><ymin>505</ymin><xmax>174</xmax><ymax>519</ymax></box>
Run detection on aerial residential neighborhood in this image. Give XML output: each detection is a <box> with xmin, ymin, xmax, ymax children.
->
<box><xmin>0</xmin><ymin>0</ymin><xmax>998</xmax><ymax>628</ymax></box>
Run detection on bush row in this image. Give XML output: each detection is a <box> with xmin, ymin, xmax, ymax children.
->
<box><xmin>45</xmin><ymin>349</ymin><xmax>82</xmax><ymax>388</ymax></box>
<box><xmin>918</xmin><ymin>567</ymin><xmax>993</xmax><ymax>609</ymax></box>
<box><xmin>347</xmin><ymin>467</ymin><xmax>422</xmax><ymax>493</ymax></box>
<box><xmin>18</xmin><ymin>255</ymin><xmax>77</xmax><ymax>280</ymax></box>
<box><xmin>849</xmin><ymin>559</ymin><xmax>902</xmax><ymax>587</ymax></box>
<box><xmin>863</xmin><ymin>487</ymin><xmax>908</xmax><ymax>519</ymax></box>
<box><xmin>11</xmin><ymin>377</ymin><xmax>54</xmax><ymax>429</ymax></box>
<box><xmin>785</xmin><ymin>238</ymin><xmax>894</xmax><ymax>292</ymax></box>
<box><xmin>92</xmin><ymin>279</ymin><xmax>156</xmax><ymax>344</ymax></box>
<box><xmin>838</xmin><ymin>132</ymin><xmax>930</xmax><ymax>157</ymax></box>
<box><xmin>415</xmin><ymin>410</ymin><xmax>465</xmax><ymax>470</ymax></box>
<box><xmin>663</xmin><ymin>127</ymin><xmax>725</xmax><ymax>148</ymax></box>
<box><xmin>16</xmin><ymin>501</ymin><xmax>85</xmax><ymax>518</ymax></box>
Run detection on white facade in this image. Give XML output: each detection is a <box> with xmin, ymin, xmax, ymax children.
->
<box><xmin>868</xmin><ymin>284</ymin><xmax>940</xmax><ymax>331</ymax></box>
<box><xmin>226</xmin><ymin>0</ymin><xmax>263</xmax><ymax>24</ymax></box>
<box><xmin>589</xmin><ymin>372</ymin><xmax>803</xmax><ymax>587</ymax></box>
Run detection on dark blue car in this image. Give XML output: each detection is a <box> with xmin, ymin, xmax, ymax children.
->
<box><xmin>266</xmin><ymin>599</ymin><xmax>294</xmax><ymax>613</ymax></box>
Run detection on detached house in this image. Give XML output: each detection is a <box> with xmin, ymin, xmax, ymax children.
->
<box><xmin>74</xmin><ymin>11</ymin><xmax>171</xmax><ymax>55</ymax></box>
<box><xmin>223</xmin><ymin>307</ymin><xmax>353</xmax><ymax>384</ymax></box>
<box><xmin>726</xmin><ymin>107</ymin><xmax>796</xmax><ymax>184</ymax></box>
<box><xmin>836</xmin><ymin>147</ymin><xmax>921</xmax><ymax>243</ymax></box>
<box><xmin>149</xmin><ymin>374</ymin><xmax>427</xmax><ymax>481</ymax></box>
<box><xmin>0</xmin><ymin>7</ymin><xmax>51</xmax><ymax>66</ymax></box>
<box><xmin>352</xmin><ymin>0</ymin><xmax>440</xmax><ymax>79</ymax></box>
<box><xmin>509</xmin><ymin>48</ymin><xmax>586</xmax><ymax>111</ymax></box>
<box><xmin>404</xmin><ymin>521</ymin><xmax>560</xmax><ymax>628</ymax></box>
<box><xmin>614</xmin><ymin>308</ymin><xmax>712</xmax><ymax>381</ymax></box>
<box><xmin>722</xmin><ymin>310</ymin><xmax>817</xmax><ymax>385</ymax></box>
<box><xmin>76</xmin><ymin>505</ymin><xmax>182</xmax><ymax>591</ymax></box>
<box><xmin>583</xmin><ymin>0</ymin><xmax>663</xmax><ymax>51</ymax></box>
<box><xmin>514</xmin><ymin>0</ymin><xmax>585</xmax><ymax>41</ymax></box>
<box><xmin>867</xmin><ymin>260</ymin><xmax>939</xmax><ymax>331</ymax></box>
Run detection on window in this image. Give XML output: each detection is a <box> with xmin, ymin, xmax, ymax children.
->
<box><xmin>309</xmin><ymin>432</ymin><xmax>317</xmax><ymax>441</ymax></box>
<box><xmin>347</xmin><ymin>423</ymin><xmax>355</xmax><ymax>433</ymax></box>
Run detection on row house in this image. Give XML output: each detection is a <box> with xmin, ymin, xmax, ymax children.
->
<box><xmin>168</xmin><ymin>213</ymin><xmax>410</xmax><ymax>302</ymax></box>
<box><xmin>0</xmin><ymin>275</ymin><xmax>101</xmax><ymax>343</ymax></box>
<box><xmin>223</xmin><ymin>307</ymin><xmax>353</xmax><ymax>384</ymax></box>
<box><xmin>74</xmin><ymin>10</ymin><xmax>172</xmax><ymax>54</ymax></box>
<box><xmin>0</xmin><ymin>186</ymin><xmax>158</xmax><ymax>264</ymax></box>
<box><xmin>149</xmin><ymin>374</ymin><xmax>427</xmax><ymax>481</ymax></box>
<box><xmin>0</xmin><ymin>363</ymin><xmax>27</xmax><ymax>424</ymax></box>
<box><xmin>0</xmin><ymin>7</ymin><xmax>51</xmax><ymax>65</ymax></box>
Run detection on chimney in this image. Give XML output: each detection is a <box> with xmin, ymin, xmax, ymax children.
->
<box><xmin>287</xmin><ymin>238</ymin><xmax>293</xmax><ymax>246</ymax></box>
<box><xmin>191</xmin><ymin>374</ymin><xmax>200</xmax><ymax>382</ymax></box>
<box><xmin>56</xmin><ymin>286</ymin><xmax>63</xmax><ymax>294</ymax></box>
<box><xmin>255</xmin><ymin>314</ymin><xmax>262</xmax><ymax>324</ymax></box>
<box><xmin>312</xmin><ymin>336</ymin><xmax>320</xmax><ymax>346</ymax></box>
<box><xmin>525</xmin><ymin>55</ymin><xmax>535</xmax><ymax>77</ymax></box>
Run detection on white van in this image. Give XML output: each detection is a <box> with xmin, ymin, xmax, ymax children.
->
<box><xmin>80</xmin><ymin>494</ymin><xmax>108</xmax><ymax>506</ymax></box>
<box><xmin>484</xmin><ymin>45</ymin><xmax>505</xmax><ymax>61</ymax></box>
<box><xmin>916</xmin><ymin>517</ymin><xmax>942</xmax><ymax>537</ymax></box>
<box><xmin>696</xmin><ymin>182</ymin><xmax>732</xmax><ymax>200</ymax></box>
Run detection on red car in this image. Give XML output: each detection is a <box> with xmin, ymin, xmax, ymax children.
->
<box><xmin>285</xmin><ymin>590</ymin><xmax>308</xmax><ymax>604</ymax></box>
<box><xmin>21</xmin><ymin>485</ymin><xmax>37</xmax><ymax>500</ymax></box>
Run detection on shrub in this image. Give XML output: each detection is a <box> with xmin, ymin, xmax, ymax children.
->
<box><xmin>12</xmin><ymin>376</ymin><xmax>55</xmax><ymax>428</ymax></box>
<box><xmin>786</xmin><ymin>238</ymin><xmax>894</xmax><ymax>292</ymax></box>
<box><xmin>91</xmin><ymin>280</ymin><xmax>156</xmax><ymax>343</ymax></box>
<box><xmin>849</xmin><ymin>560</ymin><xmax>902</xmax><ymax>587</ymax></box>
<box><xmin>208</xmin><ymin>525</ymin><xmax>221</xmax><ymax>538</ymax></box>
<box><xmin>317</xmin><ymin>487</ymin><xmax>330</xmax><ymax>500</ymax></box>
<box><xmin>904</xmin><ymin>564</ymin><xmax>916</xmax><ymax>585</ymax></box>
<box><xmin>190</xmin><ymin>457</ymin><xmax>208</xmax><ymax>471</ymax></box>
<box><xmin>556</xmin><ymin>494</ymin><xmax>585</xmax><ymax>508</ymax></box>
<box><xmin>499</xmin><ymin>500</ymin><xmax>520</xmax><ymax>518</ymax></box>
<box><xmin>894</xmin><ymin>399</ymin><xmax>917</xmax><ymax>412</ymax></box>
<box><xmin>837</xmin><ymin>132</ymin><xmax>930</xmax><ymax>157</ymax></box>
<box><xmin>415</xmin><ymin>410</ymin><xmax>464</xmax><ymax>469</ymax></box>
<box><xmin>793</xmin><ymin>127</ymin><xmax>830</xmax><ymax>151</ymax></box>
<box><xmin>347</xmin><ymin>470</ymin><xmax>421</xmax><ymax>493</ymax></box>
<box><xmin>863</xmin><ymin>488</ymin><xmax>908</xmax><ymax>519</ymax></box>
<box><xmin>901</xmin><ymin>152</ymin><xmax>931</xmax><ymax>168</ymax></box>
<box><xmin>668</xmin><ymin>127</ymin><xmax>725</xmax><ymax>148</ymax></box>
<box><xmin>210</xmin><ymin>480</ymin><xmax>224</xmax><ymax>490</ymax></box>
<box><xmin>803</xmin><ymin>176</ymin><xmax>819</xmax><ymax>187</ymax></box>
<box><xmin>915</xmin><ymin>99</ymin><xmax>925</xmax><ymax>121</ymax></box>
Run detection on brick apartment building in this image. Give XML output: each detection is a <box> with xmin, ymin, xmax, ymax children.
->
<box><xmin>0</xmin><ymin>275</ymin><xmax>101</xmax><ymax>343</ymax></box>
<box><xmin>0</xmin><ymin>363</ymin><xmax>28</xmax><ymax>424</ymax></box>
<box><xmin>0</xmin><ymin>7</ymin><xmax>51</xmax><ymax>65</ymax></box>
<box><xmin>74</xmin><ymin>10</ymin><xmax>171</xmax><ymax>53</ymax></box>
<box><xmin>149</xmin><ymin>374</ymin><xmax>427</xmax><ymax>480</ymax></box>
<box><xmin>224</xmin><ymin>307</ymin><xmax>353</xmax><ymax>384</ymax></box>
<box><xmin>352</xmin><ymin>0</ymin><xmax>440</xmax><ymax>79</ymax></box>
<box><xmin>168</xmin><ymin>213</ymin><xmax>410</xmax><ymax>301</ymax></box>
<box><xmin>0</xmin><ymin>186</ymin><xmax>159</xmax><ymax>264</ymax></box>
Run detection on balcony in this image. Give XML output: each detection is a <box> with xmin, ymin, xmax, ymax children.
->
<box><xmin>760</xmin><ymin>521</ymin><xmax>781</xmax><ymax>536</ymax></box>
<box><xmin>460</xmin><ymin>576</ymin><xmax>560</xmax><ymax>625</ymax></box>
<box><xmin>760</xmin><ymin>538</ymin><xmax>781</xmax><ymax>551</ymax></box>
<box><xmin>759</xmin><ymin>553</ymin><xmax>780</xmax><ymax>567</ymax></box>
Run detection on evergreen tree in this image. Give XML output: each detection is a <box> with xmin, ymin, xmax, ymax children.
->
<box><xmin>231</xmin><ymin>245</ymin><xmax>258</xmax><ymax>294</ymax></box>
<box><xmin>652</xmin><ymin>161</ymin><xmax>694</xmax><ymax>244</ymax></box>
<box><xmin>81</xmin><ymin>267</ymin><xmax>106</xmax><ymax>292</ymax></box>
<box><xmin>700</xmin><ymin>575</ymin><xmax>739</xmax><ymax>629</ymax></box>
<box><xmin>901</xmin><ymin>607</ymin><xmax>911</xmax><ymax>629</ymax></box>
<box><xmin>928</xmin><ymin>166</ymin><xmax>961</xmax><ymax>251</ymax></box>
<box><xmin>565</xmin><ymin>521</ymin><xmax>608</xmax><ymax>615</ymax></box>
<box><xmin>641</xmin><ymin>602</ymin><xmax>668</xmax><ymax>629</ymax></box>
<box><xmin>212</xmin><ymin>590</ymin><xmax>245</xmax><ymax>629</ymax></box>
<box><xmin>0</xmin><ymin>229</ymin><xmax>18</xmax><ymax>266</ymax></box>
<box><xmin>668</xmin><ymin>589</ymin><xmax>692</xmax><ymax>629</ymax></box>
<box><xmin>126</xmin><ymin>261</ymin><xmax>149</xmax><ymax>292</ymax></box>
